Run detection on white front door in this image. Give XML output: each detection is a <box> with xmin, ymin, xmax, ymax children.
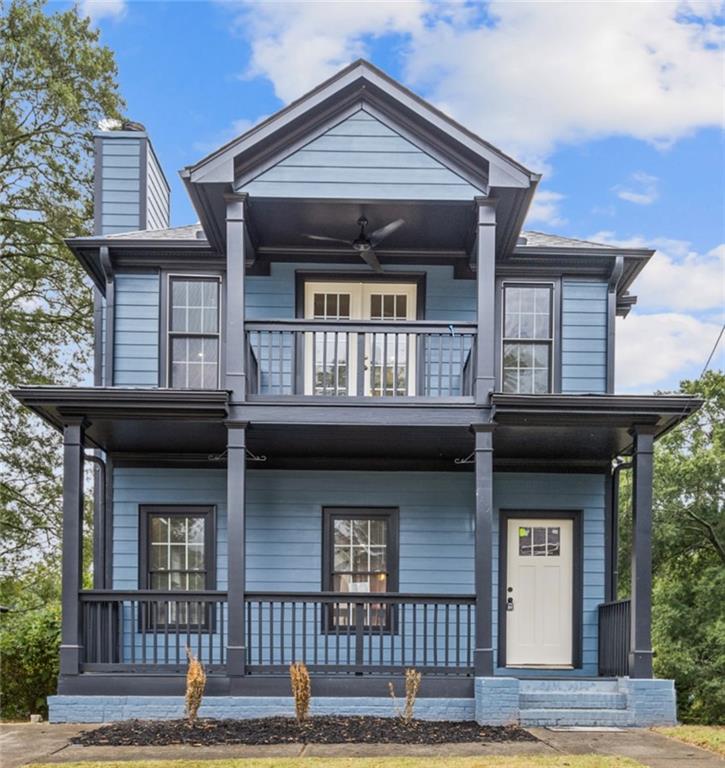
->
<box><xmin>303</xmin><ymin>281</ymin><xmax>417</xmax><ymax>396</ymax></box>
<box><xmin>505</xmin><ymin>518</ymin><xmax>574</xmax><ymax>667</ymax></box>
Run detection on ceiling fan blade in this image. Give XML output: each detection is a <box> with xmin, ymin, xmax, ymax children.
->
<box><xmin>360</xmin><ymin>249</ymin><xmax>383</xmax><ymax>272</ymax></box>
<box><xmin>369</xmin><ymin>218</ymin><xmax>405</xmax><ymax>248</ymax></box>
<box><xmin>304</xmin><ymin>234</ymin><xmax>353</xmax><ymax>246</ymax></box>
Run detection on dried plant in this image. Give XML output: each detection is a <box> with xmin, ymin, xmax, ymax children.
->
<box><xmin>289</xmin><ymin>662</ymin><xmax>311</xmax><ymax>722</ymax></box>
<box><xmin>185</xmin><ymin>647</ymin><xmax>207</xmax><ymax>724</ymax></box>
<box><xmin>402</xmin><ymin>668</ymin><xmax>422</xmax><ymax>723</ymax></box>
<box><xmin>389</xmin><ymin>668</ymin><xmax>422</xmax><ymax>724</ymax></box>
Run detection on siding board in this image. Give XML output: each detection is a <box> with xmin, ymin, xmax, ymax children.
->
<box><xmin>561</xmin><ymin>280</ymin><xmax>608</xmax><ymax>393</ymax></box>
<box><xmin>113</xmin><ymin>273</ymin><xmax>159</xmax><ymax>386</ymax></box>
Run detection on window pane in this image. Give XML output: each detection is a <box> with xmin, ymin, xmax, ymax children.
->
<box><xmin>383</xmin><ymin>294</ymin><xmax>394</xmax><ymax>318</ymax></box>
<box><xmin>150</xmin><ymin>516</ymin><xmax>169</xmax><ymax>543</ymax></box>
<box><xmin>518</xmin><ymin>526</ymin><xmax>532</xmax><ymax>556</ymax></box>
<box><xmin>334</xmin><ymin>519</ymin><xmax>351</xmax><ymax>546</ymax></box>
<box><xmin>547</xmin><ymin>527</ymin><xmax>560</xmax><ymax>556</ymax></box>
<box><xmin>352</xmin><ymin>545</ymin><xmax>370</xmax><ymax>571</ymax></box>
<box><xmin>352</xmin><ymin>519</ymin><xmax>370</xmax><ymax>546</ymax></box>
<box><xmin>339</xmin><ymin>293</ymin><xmax>350</xmax><ymax>318</ymax></box>
<box><xmin>170</xmin><ymin>545</ymin><xmax>186</xmax><ymax>570</ymax></box>
<box><xmin>188</xmin><ymin>572</ymin><xmax>205</xmax><ymax>590</ymax></box>
<box><xmin>187</xmin><ymin>544</ymin><xmax>205</xmax><ymax>570</ymax></box>
<box><xmin>314</xmin><ymin>293</ymin><xmax>324</xmax><ymax>318</ymax></box>
<box><xmin>151</xmin><ymin>572</ymin><xmax>169</xmax><ymax>590</ymax></box>
<box><xmin>369</xmin><ymin>546</ymin><xmax>387</xmax><ymax>571</ymax></box>
<box><xmin>170</xmin><ymin>518</ymin><xmax>186</xmax><ymax>543</ymax></box>
<box><xmin>533</xmin><ymin>527</ymin><xmax>546</xmax><ymax>556</ymax></box>
<box><xmin>534</xmin><ymin>368</ymin><xmax>549</xmax><ymax>394</ymax></box>
<box><xmin>370</xmin><ymin>295</ymin><xmax>382</xmax><ymax>319</ymax></box>
<box><xmin>188</xmin><ymin>517</ymin><xmax>205</xmax><ymax>543</ymax></box>
<box><xmin>150</xmin><ymin>544</ymin><xmax>168</xmax><ymax>570</ymax></box>
<box><xmin>369</xmin><ymin>519</ymin><xmax>387</xmax><ymax>546</ymax></box>
<box><xmin>502</xmin><ymin>369</ymin><xmax>518</xmax><ymax>393</ymax></box>
<box><xmin>334</xmin><ymin>545</ymin><xmax>351</xmax><ymax>570</ymax></box>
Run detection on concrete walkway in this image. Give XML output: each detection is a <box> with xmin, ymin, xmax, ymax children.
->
<box><xmin>1</xmin><ymin>722</ymin><xmax>722</xmax><ymax>768</ymax></box>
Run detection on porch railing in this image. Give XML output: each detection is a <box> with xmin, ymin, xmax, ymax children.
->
<box><xmin>80</xmin><ymin>590</ymin><xmax>228</xmax><ymax>673</ymax></box>
<box><xmin>598</xmin><ymin>598</ymin><xmax>630</xmax><ymax>677</ymax></box>
<box><xmin>78</xmin><ymin>590</ymin><xmax>475</xmax><ymax>677</ymax></box>
<box><xmin>246</xmin><ymin>320</ymin><xmax>476</xmax><ymax>398</ymax></box>
<box><xmin>245</xmin><ymin>592</ymin><xmax>475</xmax><ymax>675</ymax></box>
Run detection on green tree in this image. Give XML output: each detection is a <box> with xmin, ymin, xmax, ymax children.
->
<box><xmin>0</xmin><ymin>0</ymin><xmax>124</xmax><ymax>590</ymax></box>
<box><xmin>618</xmin><ymin>370</ymin><xmax>725</xmax><ymax>723</ymax></box>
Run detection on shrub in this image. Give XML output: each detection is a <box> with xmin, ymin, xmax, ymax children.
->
<box><xmin>0</xmin><ymin>604</ymin><xmax>60</xmax><ymax>720</ymax></box>
<box><xmin>184</xmin><ymin>647</ymin><xmax>206</xmax><ymax>724</ymax></box>
<box><xmin>289</xmin><ymin>662</ymin><xmax>311</xmax><ymax>722</ymax></box>
<box><xmin>388</xmin><ymin>668</ymin><xmax>422</xmax><ymax>724</ymax></box>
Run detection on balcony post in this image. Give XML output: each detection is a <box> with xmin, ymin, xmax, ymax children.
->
<box><xmin>226</xmin><ymin>422</ymin><xmax>247</xmax><ymax>678</ymax></box>
<box><xmin>225</xmin><ymin>193</ymin><xmax>247</xmax><ymax>403</ymax></box>
<box><xmin>60</xmin><ymin>420</ymin><xmax>85</xmax><ymax>676</ymax></box>
<box><xmin>629</xmin><ymin>424</ymin><xmax>655</xmax><ymax>678</ymax></box>
<box><xmin>473</xmin><ymin>424</ymin><xmax>495</xmax><ymax>676</ymax></box>
<box><xmin>475</xmin><ymin>198</ymin><xmax>497</xmax><ymax>405</ymax></box>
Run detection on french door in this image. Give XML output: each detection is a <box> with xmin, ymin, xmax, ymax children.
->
<box><xmin>303</xmin><ymin>281</ymin><xmax>417</xmax><ymax>396</ymax></box>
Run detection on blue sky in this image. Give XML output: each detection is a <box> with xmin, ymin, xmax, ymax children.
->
<box><xmin>69</xmin><ymin>0</ymin><xmax>724</xmax><ymax>393</ymax></box>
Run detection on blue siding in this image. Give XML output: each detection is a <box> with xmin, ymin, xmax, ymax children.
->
<box><xmin>111</xmin><ymin>468</ymin><xmax>604</xmax><ymax>675</ymax></box>
<box><xmin>113</xmin><ymin>274</ymin><xmax>159</xmax><ymax>386</ymax></box>
<box><xmin>561</xmin><ymin>280</ymin><xmax>608</xmax><ymax>393</ymax></box>
<box><xmin>493</xmin><ymin>473</ymin><xmax>606</xmax><ymax>676</ymax></box>
<box><xmin>241</xmin><ymin>109</ymin><xmax>483</xmax><ymax>201</ymax></box>
<box><xmin>146</xmin><ymin>144</ymin><xmax>170</xmax><ymax>230</ymax></box>
<box><xmin>99</xmin><ymin>136</ymin><xmax>142</xmax><ymax>234</ymax></box>
<box><xmin>246</xmin><ymin>262</ymin><xmax>476</xmax><ymax>322</ymax></box>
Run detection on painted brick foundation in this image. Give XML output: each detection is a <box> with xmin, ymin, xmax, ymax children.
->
<box><xmin>474</xmin><ymin>677</ymin><xmax>520</xmax><ymax>725</ymax></box>
<box><xmin>48</xmin><ymin>695</ymin><xmax>474</xmax><ymax>724</ymax></box>
<box><xmin>619</xmin><ymin>678</ymin><xmax>677</xmax><ymax>726</ymax></box>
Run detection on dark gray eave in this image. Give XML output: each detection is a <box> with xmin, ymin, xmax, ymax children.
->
<box><xmin>12</xmin><ymin>386</ymin><xmax>701</xmax><ymax>463</ymax></box>
<box><xmin>180</xmin><ymin>59</ymin><xmax>540</xmax><ymax>257</ymax></box>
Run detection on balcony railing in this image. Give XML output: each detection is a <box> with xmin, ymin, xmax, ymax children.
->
<box><xmin>598</xmin><ymin>598</ymin><xmax>630</xmax><ymax>677</ymax></box>
<box><xmin>78</xmin><ymin>590</ymin><xmax>475</xmax><ymax>677</ymax></box>
<box><xmin>246</xmin><ymin>320</ymin><xmax>476</xmax><ymax>398</ymax></box>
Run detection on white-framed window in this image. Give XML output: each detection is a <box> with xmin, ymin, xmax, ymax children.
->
<box><xmin>502</xmin><ymin>283</ymin><xmax>553</xmax><ymax>394</ymax></box>
<box><xmin>168</xmin><ymin>276</ymin><xmax>221</xmax><ymax>389</ymax></box>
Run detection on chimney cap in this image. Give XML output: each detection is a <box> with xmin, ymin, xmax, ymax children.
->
<box><xmin>97</xmin><ymin>118</ymin><xmax>147</xmax><ymax>132</ymax></box>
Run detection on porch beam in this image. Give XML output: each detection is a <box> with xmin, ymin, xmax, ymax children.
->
<box><xmin>473</xmin><ymin>424</ymin><xmax>495</xmax><ymax>676</ymax></box>
<box><xmin>225</xmin><ymin>193</ymin><xmax>248</xmax><ymax>403</ymax></box>
<box><xmin>60</xmin><ymin>420</ymin><xmax>85</xmax><ymax>676</ymax></box>
<box><xmin>629</xmin><ymin>424</ymin><xmax>656</xmax><ymax>678</ymax></box>
<box><xmin>475</xmin><ymin>198</ymin><xmax>496</xmax><ymax>405</ymax></box>
<box><xmin>226</xmin><ymin>423</ymin><xmax>247</xmax><ymax>678</ymax></box>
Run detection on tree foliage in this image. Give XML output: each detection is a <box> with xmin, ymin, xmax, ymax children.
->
<box><xmin>619</xmin><ymin>370</ymin><xmax>725</xmax><ymax>723</ymax></box>
<box><xmin>0</xmin><ymin>0</ymin><xmax>123</xmax><ymax>581</ymax></box>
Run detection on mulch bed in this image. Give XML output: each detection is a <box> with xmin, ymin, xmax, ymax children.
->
<box><xmin>72</xmin><ymin>716</ymin><xmax>537</xmax><ymax>746</ymax></box>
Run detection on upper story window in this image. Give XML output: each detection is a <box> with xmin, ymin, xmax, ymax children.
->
<box><xmin>168</xmin><ymin>276</ymin><xmax>220</xmax><ymax>389</ymax></box>
<box><xmin>502</xmin><ymin>284</ymin><xmax>553</xmax><ymax>394</ymax></box>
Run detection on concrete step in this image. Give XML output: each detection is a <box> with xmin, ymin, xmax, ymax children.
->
<box><xmin>520</xmin><ymin>692</ymin><xmax>627</xmax><ymax>710</ymax></box>
<box><xmin>519</xmin><ymin>679</ymin><xmax>620</xmax><ymax>693</ymax></box>
<box><xmin>519</xmin><ymin>707</ymin><xmax>633</xmax><ymax>727</ymax></box>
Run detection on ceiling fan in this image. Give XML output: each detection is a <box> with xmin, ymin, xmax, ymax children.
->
<box><xmin>304</xmin><ymin>216</ymin><xmax>405</xmax><ymax>272</ymax></box>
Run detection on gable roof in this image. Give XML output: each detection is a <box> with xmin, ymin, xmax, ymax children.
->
<box><xmin>184</xmin><ymin>59</ymin><xmax>538</xmax><ymax>190</ymax></box>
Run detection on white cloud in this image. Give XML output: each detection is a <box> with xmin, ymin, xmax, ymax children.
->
<box><xmin>589</xmin><ymin>232</ymin><xmax>725</xmax><ymax>313</ymax></box>
<box><xmin>229</xmin><ymin>1</ymin><xmax>427</xmax><ymax>104</ymax></box>
<box><xmin>613</xmin><ymin>172</ymin><xmax>660</xmax><ymax>206</ymax></box>
<box><xmin>616</xmin><ymin>312</ymin><xmax>723</xmax><ymax>392</ymax></box>
<box><xmin>79</xmin><ymin>0</ymin><xmax>126</xmax><ymax>23</ymax></box>
<box><xmin>227</xmin><ymin>1</ymin><xmax>724</xmax><ymax>166</ymax></box>
<box><xmin>524</xmin><ymin>190</ymin><xmax>567</xmax><ymax>227</ymax></box>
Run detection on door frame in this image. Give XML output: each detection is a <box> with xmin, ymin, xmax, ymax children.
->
<box><xmin>295</xmin><ymin>271</ymin><xmax>427</xmax><ymax>319</ymax></box>
<box><xmin>497</xmin><ymin>509</ymin><xmax>583</xmax><ymax>669</ymax></box>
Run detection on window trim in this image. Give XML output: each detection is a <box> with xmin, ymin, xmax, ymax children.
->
<box><xmin>139</xmin><ymin>504</ymin><xmax>216</xmax><ymax>629</ymax></box>
<box><xmin>162</xmin><ymin>273</ymin><xmax>223</xmax><ymax>389</ymax></box>
<box><xmin>500</xmin><ymin>280</ymin><xmax>556</xmax><ymax>395</ymax></box>
<box><xmin>322</xmin><ymin>507</ymin><xmax>399</xmax><ymax>631</ymax></box>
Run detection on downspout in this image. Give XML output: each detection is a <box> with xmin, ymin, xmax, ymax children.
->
<box><xmin>610</xmin><ymin>459</ymin><xmax>633</xmax><ymax>601</ymax></box>
<box><xmin>607</xmin><ymin>256</ymin><xmax>624</xmax><ymax>394</ymax></box>
<box><xmin>85</xmin><ymin>453</ymin><xmax>106</xmax><ymax>589</ymax></box>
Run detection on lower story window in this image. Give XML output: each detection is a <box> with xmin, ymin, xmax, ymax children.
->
<box><xmin>141</xmin><ymin>505</ymin><xmax>215</xmax><ymax>626</ymax></box>
<box><xmin>323</xmin><ymin>508</ymin><xmax>398</xmax><ymax>628</ymax></box>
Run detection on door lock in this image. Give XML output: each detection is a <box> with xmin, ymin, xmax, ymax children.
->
<box><xmin>506</xmin><ymin>597</ymin><xmax>514</xmax><ymax>611</ymax></box>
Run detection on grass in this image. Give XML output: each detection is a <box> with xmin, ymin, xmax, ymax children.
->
<box><xmin>653</xmin><ymin>725</ymin><xmax>725</xmax><ymax>757</ymax></box>
<box><xmin>27</xmin><ymin>758</ymin><xmax>647</xmax><ymax>768</ymax></box>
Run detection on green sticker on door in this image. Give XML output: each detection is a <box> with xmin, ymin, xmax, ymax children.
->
<box><xmin>519</xmin><ymin>527</ymin><xmax>529</xmax><ymax>537</ymax></box>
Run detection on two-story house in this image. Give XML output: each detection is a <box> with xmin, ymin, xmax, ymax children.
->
<box><xmin>13</xmin><ymin>60</ymin><xmax>700</xmax><ymax>727</ymax></box>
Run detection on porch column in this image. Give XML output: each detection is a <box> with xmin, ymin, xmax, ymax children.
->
<box><xmin>60</xmin><ymin>420</ymin><xmax>85</xmax><ymax>676</ymax></box>
<box><xmin>226</xmin><ymin>422</ymin><xmax>247</xmax><ymax>677</ymax></box>
<box><xmin>475</xmin><ymin>198</ymin><xmax>497</xmax><ymax>405</ymax></box>
<box><xmin>225</xmin><ymin>193</ymin><xmax>247</xmax><ymax>403</ymax></box>
<box><xmin>629</xmin><ymin>425</ymin><xmax>656</xmax><ymax>678</ymax></box>
<box><xmin>474</xmin><ymin>424</ymin><xmax>495</xmax><ymax>676</ymax></box>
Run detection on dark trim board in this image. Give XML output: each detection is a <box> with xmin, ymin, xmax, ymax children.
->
<box><xmin>294</xmin><ymin>270</ymin><xmax>427</xmax><ymax>319</ymax></box>
<box><xmin>58</xmin><ymin>673</ymin><xmax>474</xmax><ymax>698</ymax></box>
<box><xmin>497</xmin><ymin>509</ymin><xmax>584</xmax><ymax>670</ymax></box>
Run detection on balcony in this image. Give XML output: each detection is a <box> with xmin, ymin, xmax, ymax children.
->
<box><xmin>246</xmin><ymin>320</ymin><xmax>477</xmax><ymax>400</ymax></box>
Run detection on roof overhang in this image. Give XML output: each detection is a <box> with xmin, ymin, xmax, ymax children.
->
<box><xmin>181</xmin><ymin>60</ymin><xmax>540</xmax><ymax>256</ymax></box>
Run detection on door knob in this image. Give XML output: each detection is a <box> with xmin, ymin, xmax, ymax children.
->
<box><xmin>506</xmin><ymin>597</ymin><xmax>514</xmax><ymax>611</ymax></box>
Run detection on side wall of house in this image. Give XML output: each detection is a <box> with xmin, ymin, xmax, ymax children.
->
<box><xmin>112</xmin><ymin>273</ymin><xmax>160</xmax><ymax>386</ymax></box>
<box><xmin>111</xmin><ymin>467</ymin><xmax>604</xmax><ymax>675</ymax></box>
